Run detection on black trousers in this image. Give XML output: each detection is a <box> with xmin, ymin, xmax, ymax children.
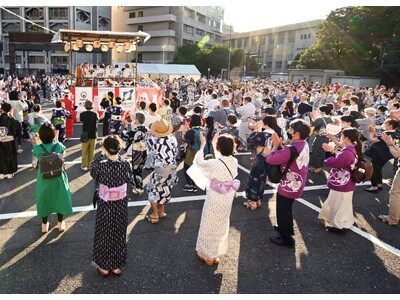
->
<box><xmin>276</xmin><ymin>192</ymin><xmax>295</xmax><ymax>245</ymax></box>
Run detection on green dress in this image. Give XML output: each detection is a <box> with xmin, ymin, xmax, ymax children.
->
<box><xmin>33</xmin><ymin>142</ymin><xmax>73</xmax><ymax>219</ymax></box>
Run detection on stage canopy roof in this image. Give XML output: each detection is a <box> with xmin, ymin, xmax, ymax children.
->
<box><xmin>137</xmin><ymin>63</ymin><xmax>200</xmax><ymax>76</ymax></box>
<box><xmin>51</xmin><ymin>29</ymin><xmax>151</xmax><ymax>45</ymax></box>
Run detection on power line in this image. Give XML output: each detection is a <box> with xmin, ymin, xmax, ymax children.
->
<box><xmin>0</xmin><ymin>6</ymin><xmax>56</xmax><ymax>34</ymax></box>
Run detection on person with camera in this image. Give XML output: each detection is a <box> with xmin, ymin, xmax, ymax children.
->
<box><xmin>236</xmin><ymin>96</ymin><xmax>256</xmax><ymax>151</ymax></box>
<box><xmin>243</xmin><ymin>116</ymin><xmax>282</xmax><ymax>210</ymax></box>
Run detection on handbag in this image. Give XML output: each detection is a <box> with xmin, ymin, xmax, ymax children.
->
<box><xmin>80</xmin><ymin>113</ymin><xmax>95</xmax><ymax>143</ymax></box>
<box><xmin>80</xmin><ymin>131</ymin><xmax>89</xmax><ymax>142</ymax></box>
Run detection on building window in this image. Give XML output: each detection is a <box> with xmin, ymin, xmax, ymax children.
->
<box><xmin>49</xmin><ymin>22</ymin><xmax>68</xmax><ymax>32</ymax></box>
<box><xmin>308</xmin><ymin>33</ymin><xmax>311</xmax><ymax>39</ymax></box>
<box><xmin>98</xmin><ymin>16</ymin><xmax>110</xmax><ymax>30</ymax></box>
<box><xmin>5</xmin><ymin>56</ymin><xmax>22</xmax><ymax>64</ymax></box>
<box><xmin>26</xmin><ymin>23</ymin><xmax>44</xmax><ymax>33</ymax></box>
<box><xmin>276</xmin><ymin>61</ymin><xmax>282</xmax><ymax>69</ymax></box>
<box><xmin>76</xmin><ymin>9</ymin><xmax>91</xmax><ymax>24</ymax></box>
<box><xmin>29</xmin><ymin>56</ymin><xmax>45</xmax><ymax>64</ymax></box>
<box><xmin>51</xmin><ymin>56</ymin><xmax>68</xmax><ymax>64</ymax></box>
<box><xmin>138</xmin><ymin>25</ymin><xmax>143</xmax><ymax>31</ymax></box>
<box><xmin>138</xmin><ymin>11</ymin><xmax>143</xmax><ymax>18</ymax></box>
<box><xmin>49</xmin><ymin>7</ymin><xmax>68</xmax><ymax>19</ymax></box>
<box><xmin>197</xmin><ymin>13</ymin><xmax>206</xmax><ymax>24</ymax></box>
<box><xmin>2</xmin><ymin>23</ymin><xmax>21</xmax><ymax>33</ymax></box>
<box><xmin>24</xmin><ymin>7</ymin><xmax>44</xmax><ymax>20</ymax></box>
<box><xmin>183</xmin><ymin>39</ymin><xmax>193</xmax><ymax>45</ymax></box>
<box><xmin>138</xmin><ymin>53</ymin><xmax>143</xmax><ymax>62</ymax></box>
<box><xmin>267</xmin><ymin>62</ymin><xmax>272</xmax><ymax>69</ymax></box>
<box><xmin>288</xmin><ymin>32</ymin><xmax>295</xmax><ymax>43</ymax></box>
<box><xmin>185</xmin><ymin>8</ymin><xmax>195</xmax><ymax>19</ymax></box>
<box><xmin>129</xmin><ymin>12</ymin><xmax>136</xmax><ymax>18</ymax></box>
<box><xmin>195</xmin><ymin>28</ymin><xmax>205</xmax><ymax>36</ymax></box>
<box><xmin>183</xmin><ymin>24</ymin><xmax>194</xmax><ymax>36</ymax></box>
<box><xmin>1</xmin><ymin>7</ymin><xmax>19</xmax><ymax>20</ymax></box>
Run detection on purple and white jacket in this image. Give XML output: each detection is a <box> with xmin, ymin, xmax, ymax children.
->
<box><xmin>324</xmin><ymin>145</ymin><xmax>357</xmax><ymax>192</ymax></box>
<box><xmin>265</xmin><ymin>140</ymin><xmax>310</xmax><ymax>199</ymax></box>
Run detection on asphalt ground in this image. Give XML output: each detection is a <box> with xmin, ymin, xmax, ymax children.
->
<box><xmin>0</xmin><ymin>101</ymin><xmax>399</xmax><ymax>294</ymax></box>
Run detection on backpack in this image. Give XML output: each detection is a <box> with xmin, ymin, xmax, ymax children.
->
<box><xmin>349</xmin><ymin>153</ymin><xmax>373</xmax><ymax>183</ymax></box>
<box><xmin>265</xmin><ymin>145</ymin><xmax>299</xmax><ymax>184</ymax></box>
<box><xmin>39</xmin><ymin>144</ymin><xmax>64</xmax><ymax>179</ymax></box>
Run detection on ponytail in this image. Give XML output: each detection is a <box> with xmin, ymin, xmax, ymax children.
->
<box><xmin>356</xmin><ymin>139</ymin><xmax>364</xmax><ymax>160</ymax></box>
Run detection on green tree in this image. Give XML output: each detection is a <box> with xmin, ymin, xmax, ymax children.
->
<box><xmin>172</xmin><ymin>43</ymin><xmax>199</xmax><ymax>64</ymax></box>
<box><xmin>297</xmin><ymin>6</ymin><xmax>400</xmax><ymax>83</ymax></box>
<box><xmin>230</xmin><ymin>48</ymin><xmax>245</xmax><ymax>69</ymax></box>
<box><xmin>207</xmin><ymin>43</ymin><xmax>229</xmax><ymax>76</ymax></box>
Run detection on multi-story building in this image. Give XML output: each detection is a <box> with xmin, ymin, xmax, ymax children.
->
<box><xmin>0</xmin><ymin>6</ymin><xmax>111</xmax><ymax>75</ymax></box>
<box><xmin>112</xmin><ymin>6</ymin><xmax>224</xmax><ymax>64</ymax></box>
<box><xmin>224</xmin><ymin>19</ymin><xmax>323</xmax><ymax>77</ymax></box>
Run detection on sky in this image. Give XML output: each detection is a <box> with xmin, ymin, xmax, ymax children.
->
<box><xmin>223</xmin><ymin>0</ymin><xmax>400</xmax><ymax>32</ymax></box>
<box><xmin>6</xmin><ymin>0</ymin><xmax>400</xmax><ymax>34</ymax></box>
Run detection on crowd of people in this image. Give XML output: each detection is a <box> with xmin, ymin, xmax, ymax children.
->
<box><xmin>1</xmin><ymin>72</ymin><xmax>400</xmax><ymax>276</ymax></box>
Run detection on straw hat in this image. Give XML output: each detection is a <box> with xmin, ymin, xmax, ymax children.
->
<box><xmin>151</xmin><ymin>119</ymin><xmax>173</xmax><ymax>137</ymax></box>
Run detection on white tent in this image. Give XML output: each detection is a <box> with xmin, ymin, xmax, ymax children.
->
<box><xmin>113</xmin><ymin>62</ymin><xmax>201</xmax><ymax>80</ymax></box>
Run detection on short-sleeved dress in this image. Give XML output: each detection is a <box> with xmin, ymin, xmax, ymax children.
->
<box><xmin>90</xmin><ymin>154</ymin><xmax>132</xmax><ymax>270</ymax></box>
<box><xmin>33</xmin><ymin>142</ymin><xmax>73</xmax><ymax>218</ymax></box>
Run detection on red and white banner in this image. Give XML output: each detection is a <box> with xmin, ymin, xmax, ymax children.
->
<box><xmin>70</xmin><ymin>87</ymin><xmax>163</xmax><ymax>120</ymax></box>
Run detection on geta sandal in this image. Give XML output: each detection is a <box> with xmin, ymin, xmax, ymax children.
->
<box><xmin>111</xmin><ymin>269</ymin><xmax>122</xmax><ymax>276</ymax></box>
<box><xmin>378</xmin><ymin>215</ymin><xmax>398</xmax><ymax>226</ymax></box>
<box><xmin>197</xmin><ymin>252</ymin><xmax>215</xmax><ymax>266</ymax></box>
<box><xmin>243</xmin><ymin>200</ymin><xmax>261</xmax><ymax>211</ymax></box>
<box><xmin>92</xmin><ymin>262</ymin><xmax>109</xmax><ymax>277</ymax></box>
<box><xmin>145</xmin><ymin>215</ymin><xmax>159</xmax><ymax>224</ymax></box>
<box><xmin>159</xmin><ymin>212</ymin><xmax>167</xmax><ymax>219</ymax></box>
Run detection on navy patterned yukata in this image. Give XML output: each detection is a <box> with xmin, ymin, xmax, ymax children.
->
<box><xmin>120</xmin><ymin>124</ymin><xmax>149</xmax><ymax>191</ymax></box>
<box><xmin>145</xmin><ymin>136</ymin><xmax>179</xmax><ymax>204</ymax></box>
<box><xmin>51</xmin><ymin>107</ymin><xmax>70</xmax><ymax>143</ymax></box>
<box><xmin>90</xmin><ymin>154</ymin><xmax>132</xmax><ymax>271</ymax></box>
<box><xmin>105</xmin><ymin>105</ymin><xmax>123</xmax><ymax>135</ymax></box>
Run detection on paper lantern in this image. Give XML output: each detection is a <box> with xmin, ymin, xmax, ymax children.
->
<box><xmin>108</xmin><ymin>41</ymin><xmax>115</xmax><ymax>48</ymax></box>
<box><xmin>86</xmin><ymin>44</ymin><xmax>93</xmax><ymax>52</ymax></box>
<box><xmin>64</xmin><ymin>43</ymin><xmax>71</xmax><ymax>52</ymax></box>
<box><xmin>116</xmin><ymin>45</ymin><xmax>123</xmax><ymax>53</ymax></box>
<box><xmin>72</xmin><ymin>43</ymin><xmax>80</xmax><ymax>51</ymax></box>
<box><xmin>101</xmin><ymin>44</ymin><xmax>109</xmax><ymax>52</ymax></box>
<box><xmin>93</xmin><ymin>40</ymin><xmax>101</xmax><ymax>48</ymax></box>
<box><xmin>76</xmin><ymin>39</ymin><xmax>83</xmax><ymax>48</ymax></box>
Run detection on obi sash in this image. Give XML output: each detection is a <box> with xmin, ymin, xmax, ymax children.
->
<box><xmin>99</xmin><ymin>183</ymin><xmax>127</xmax><ymax>201</ymax></box>
<box><xmin>209</xmin><ymin>179</ymin><xmax>240</xmax><ymax>195</ymax></box>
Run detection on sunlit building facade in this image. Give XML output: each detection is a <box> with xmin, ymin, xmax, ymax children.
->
<box><xmin>0</xmin><ymin>6</ymin><xmax>111</xmax><ymax>75</ymax></box>
<box><xmin>112</xmin><ymin>6</ymin><xmax>224</xmax><ymax>64</ymax></box>
<box><xmin>224</xmin><ymin>19</ymin><xmax>323</xmax><ymax>77</ymax></box>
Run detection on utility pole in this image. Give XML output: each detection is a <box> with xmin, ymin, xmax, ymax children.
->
<box><xmin>256</xmin><ymin>43</ymin><xmax>260</xmax><ymax>78</ymax></box>
<box><xmin>227</xmin><ymin>24</ymin><xmax>232</xmax><ymax>80</ymax></box>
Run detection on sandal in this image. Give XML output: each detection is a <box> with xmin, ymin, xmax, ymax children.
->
<box><xmin>159</xmin><ymin>212</ymin><xmax>167</xmax><ymax>219</ymax></box>
<box><xmin>243</xmin><ymin>200</ymin><xmax>261</xmax><ymax>211</ymax></box>
<box><xmin>378</xmin><ymin>215</ymin><xmax>399</xmax><ymax>226</ymax></box>
<box><xmin>111</xmin><ymin>269</ymin><xmax>122</xmax><ymax>276</ymax></box>
<box><xmin>145</xmin><ymin>215</ymin><xmax>159</xmax><ymax>224</ymax></box>
<box><xmin>197</xmin><ymin>252</ymin><xmax>216</xmax><ymax>266</ymax></box>
<box><xmin>92</xmin><ymin>262</ymin><xmax>109</xmax><ymax>277</ymax></box>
